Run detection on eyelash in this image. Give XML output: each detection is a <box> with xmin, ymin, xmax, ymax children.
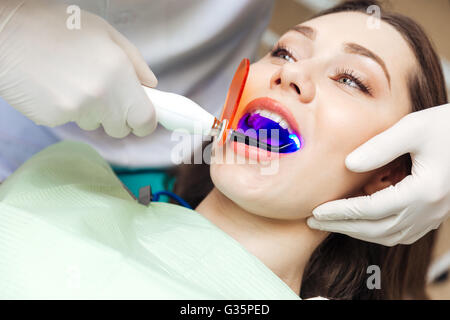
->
<box><xmin>270</xmin><ymin>44</ymin><xmax>296</xmax><ymax>62</ymax></box>
<box><xmin>333</xmin><ymin>68</ymin><xmax>372</xmax><ymax>95</ymax></box>
<box><xmin>270</xmin><ymin>44</ymin><xmax>373</xmax><ymax>96</ymax></box>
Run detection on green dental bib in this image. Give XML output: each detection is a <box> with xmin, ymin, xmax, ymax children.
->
<box><xmin>0</xmin><ymin>141</ymin><xmax>299</xmax><ymax>299</ymax></box>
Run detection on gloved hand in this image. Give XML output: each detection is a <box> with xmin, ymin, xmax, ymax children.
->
<box><xmin>308</xmin><ymin>104</ymin><xmax>450</xmax><ymax>246</ymax></box>
<box><xmin>0</xmin><ymin>0</ymin><xmax>157</xmax><ymax>138</ymax></box>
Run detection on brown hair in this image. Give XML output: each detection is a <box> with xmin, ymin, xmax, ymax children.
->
<box><xmin>168</xmin><ymin>0</ymin><xmax>448</xmax><ymax>299</ymax></box>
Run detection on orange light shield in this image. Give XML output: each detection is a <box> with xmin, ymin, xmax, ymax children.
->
<box><xmin>218</xmin><ymin>58</ymin><xmax>250</xmax><ymax>145</ymax></box>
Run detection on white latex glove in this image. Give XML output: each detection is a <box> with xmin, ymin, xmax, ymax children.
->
<box><xmin>308</xmin><ymin>104</ymin><xmax>450</xmax><ymax>246</ymax></box>
<box><xmin>0</xmin><ymin>0</ymin><xmax>157</xmax><ymax>138</ymax></box>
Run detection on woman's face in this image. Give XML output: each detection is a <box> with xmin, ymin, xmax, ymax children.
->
<box><xmin>210</xmin><ymin>12</ymin><xmax>417</xmax><ymax>219</ymax></box>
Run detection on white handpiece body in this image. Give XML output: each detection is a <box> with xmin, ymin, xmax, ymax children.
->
<box><xmin>142</xmin><ymin>86</ymin><xmax>216</xmax><ymax>136</ymax></box>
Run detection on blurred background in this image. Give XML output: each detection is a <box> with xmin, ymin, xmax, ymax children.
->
<box><xmin>257</xmin><ymin>0</ymin><xmax>450</xmax><ymax>300</ymax></box>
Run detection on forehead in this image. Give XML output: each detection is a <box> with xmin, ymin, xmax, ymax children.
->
<box><xmin>296</xmin><ymin>12</ymin><xmax>416</xmax><ymax>84</ymax></box>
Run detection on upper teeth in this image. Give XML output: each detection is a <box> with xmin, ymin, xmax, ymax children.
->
<box><xmin>252</xmin><ymin>109</ymin><xmax>292</xmax><ymax>132</ymax></box>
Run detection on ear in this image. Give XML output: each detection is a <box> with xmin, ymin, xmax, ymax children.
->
<box><xmin>363</xmin><ymin>157</ymin><xmax>409</xmax><ymax>195</ymax></box>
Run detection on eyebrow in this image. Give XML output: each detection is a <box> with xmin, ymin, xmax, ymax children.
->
<box><xmin>344</xmin><ymin>42</ymin><xmax>391</xmax><ymax>87</ymax></box>
<box><xmin>290</xmin><ymin>25</ymin><xmax>391</xmax><ymax>87</ymax></box>
<box><xmin>290</xmin><ymin>25</ymin><xmax>316</xmax><ymax>40</ymax></box>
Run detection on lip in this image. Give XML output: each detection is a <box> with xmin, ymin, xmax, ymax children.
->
<box><xmin>238</xmin><ymin>97</ymin><xmax>300</xmax><ymax>135</ymax></box>
<box><xmin>230</xmin><ymin>140</ymin><xmax>282</xmax><ymax>162</ymax></box>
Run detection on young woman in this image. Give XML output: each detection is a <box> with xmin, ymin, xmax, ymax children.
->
<box><xmin>172</xmin><ymin>0</ymin><xmax>447</xmax><ymax>299</ymax></box>
<box><xmin>0</xmin><ymin>0</ymin><xmax>446</xmax><ymax>299</ymax></box>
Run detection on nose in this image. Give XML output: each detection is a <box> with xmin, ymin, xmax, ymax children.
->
<box><xmin>270</xmin><ymin>63</ymin><xmax>315</xmax><ymax>103</ymax></box>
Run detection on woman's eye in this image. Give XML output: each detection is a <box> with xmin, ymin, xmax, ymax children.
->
<box><xmin>333</xmin><ymin>69</ymin><xmax>372</xmax><ymax>95</ymax></box>
<box><xmin>271</xmin><ymin>46</ymin><xmax>295</xmax><ymax>63</ymax></box>
<box><xmin>337</xmin><ymin>76</ymin><xmax>359</xmax><ymax>89</ymax></box>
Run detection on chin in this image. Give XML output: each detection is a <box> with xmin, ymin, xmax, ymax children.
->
<box><xmin>211</xmin><ymin>164</ymin><xmax>311</xmax><ymax>220</ymax></box>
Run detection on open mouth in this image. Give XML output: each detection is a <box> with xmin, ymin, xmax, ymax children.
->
<box><xmin>233</xmin><ymin>97</ymin><xmax>302</xmax><ymax>154</ymax></box>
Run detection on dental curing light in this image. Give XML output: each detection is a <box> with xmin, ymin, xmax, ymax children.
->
<box><xmin>142</xmin><ymin>59</ymin><xmax>301</xmax><ymax>153</ymax></box>
<box><xmin>142</xmin><ymin>58</ymin><xmax>250</xmax><ymax>144</ymax></box>
<box><xmin>142</xmin><ymin>85</ymin><xmax>226</xmax><ymax>137</ymax></box>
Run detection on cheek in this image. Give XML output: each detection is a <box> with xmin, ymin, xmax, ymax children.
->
<box><xmin>210</xmin><ymin>146</ymin><xmax>267</xmax><ymax>198</ymax></box>
<box><xmin>314</xmin><ymin>98</ymin><xmax>385</xmax><ymax>157</ymax></box>
<box><xmin>309</xmin><ymin>99</ymin><xmax>395</xmax><ymax>201</ymax></box>
<box><xmin>240</xmin><ymin>63</ymin><xmax>274</xmax><ymax>104</ymax></box>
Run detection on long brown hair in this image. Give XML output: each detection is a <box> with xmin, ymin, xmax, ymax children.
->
<box><xmin>168</xmin><ymin>0</ymin><xmax>448</xmax><ymax>299</ymax></box>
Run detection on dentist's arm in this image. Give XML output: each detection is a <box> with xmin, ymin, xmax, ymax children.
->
<box><xmin>307</xmin><ymin>104</ymin><xmax>450</xmax><ymax>246</ymax></box>
<box><xmin>0</xmin><ymin>0</ymin><xmax>157</xmax><ymax>138</ymax></box>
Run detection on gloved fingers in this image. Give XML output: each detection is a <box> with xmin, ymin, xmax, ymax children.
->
<box><xmin>400</xmin><ymin>223</ymin><xmax>440</xmax><ymax>245</ymax></box>
<box><xmin>100</xmin><ymin>102</ymin><xmax>131</xmax><ymax>138</ymax></box>
<box><xmin>101</xmin><ymin>121</ymin><xmax>131</xmax><ymax>138</ymax></box>
<box><xmin>307</xmin><ymin>217</ymin><xmax>409</xmax><ymax>246</ymax></box>
<box><xmin>77</xmin><ymin>118</ymin><xmax>101</xmax><ymax>131</ymax></box>
<box><xmin>76</xmin><ymin>103</ymin><xmax>101</xmax><ymax>131</ymax></box>
<box><xmin>345</xmin><ymin>114</ymin><xmax>420</xmax><ymax>173</ymax></box>
<box><xmin>107</xmin><ymin>24</ymin><xmax>157</xmax><ymax>88</ymax></box>
<box><xmin>100</xmin><ymin>62</ymin><xmax>157</xmax><ymax>138</ymax></box>
<box><xmin>361</xmin><ymin>228</ymin><xmax>412</xmax><ymax>247</ymax></box>
<box><xmin>312</xmin><ymin>175</ymin><xmax>416</xmax><ymax>221</ymax></box>
<box><xmin>126</xmin><ymin>87</ymin><xmax>157</xmax><ymax>137</ymax></box>
<box><xmin>311</xmin><ymin>194</ymin><xmax>391</xmax><ymax>221</ymax></box>
<box><xmin>307</xmin><ymin>214</ymin><xmax>404</xmax><ymax>241</ymax></box>
<box><xmin>368</xmin><ymin>223</ymin><xmax>437</xmax><ymax>246</ymax></box>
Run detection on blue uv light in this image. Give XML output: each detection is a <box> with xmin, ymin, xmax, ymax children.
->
<box><xmin>236</xmin><ymin>113</ymin><xmax>302</xmax><ymax>153</ymax></box>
